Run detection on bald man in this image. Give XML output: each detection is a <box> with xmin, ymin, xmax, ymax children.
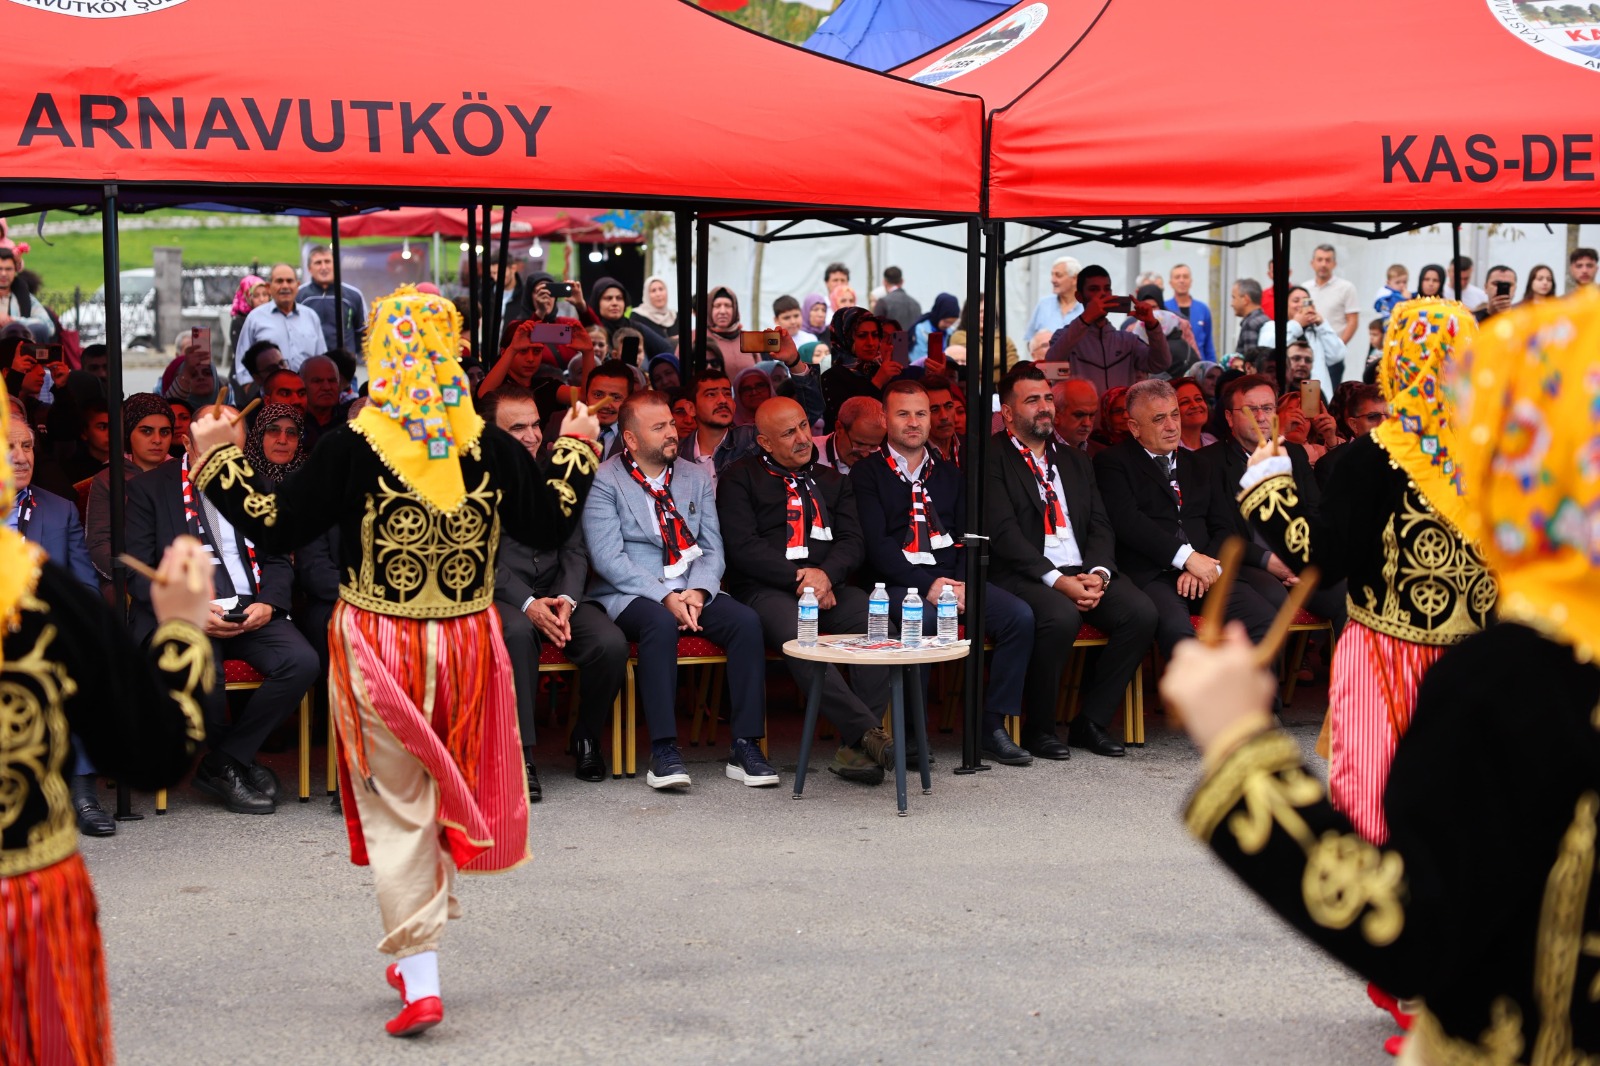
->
<box><xmin>1052</xmin><ymin>378</ymin><xmax>1102</xmax><ymax>453</ymax></box>
<box><xmin>716</xmin><ymin>397</ymin><xmax>897</xmax><ymax>784</ymax></box>
<box><xmin>235</xmin><ymin>261</ymin><xmax>328</xmax><ymax>380</ymax></box>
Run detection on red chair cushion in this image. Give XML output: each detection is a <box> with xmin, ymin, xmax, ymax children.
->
<box><xmin>537</xmin><ymin>644</ymin><xmax>573</xmax><ymax>666</ymax></box>
<box><xmin>1292</xmin><ymin>608</ymin><xmax>1327</xmax><ymax>626</ymax></box>
<box><xmin>223</xmin><ymin>659</ymin><xmax>265</xmax><ymax>684</ymax></box>
<box><xmin>626</xmin><ymin>637</ymin><xmax>729</xmax><ymax>659</ymax></box>
<box><xmin>1074</xmin><ymin>623</ymin><xmax>1108</xmax><ymax>642</ymax></box>
<box><xmin>1189</xmin><ymin>614</ymin><xmax>1206</xmax><ymax>630</ymax></box>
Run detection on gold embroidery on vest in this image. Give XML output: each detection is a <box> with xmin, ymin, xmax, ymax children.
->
<box><xmin>339</xmin><ymin>474</ymin><xmax>497</xmax><ymax>618</ymax></box>
<box><xmin>0</xmin><ymin>626</ymin><xmax>77</xmax><ymax>877</ymax></box>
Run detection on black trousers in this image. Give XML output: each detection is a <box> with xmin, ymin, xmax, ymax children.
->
<box><xmin>496</xmin><ymin>600</ymin><xmax>629</xmax><ymax>749</ymax></box>
<box><xmin>994</xmin><ymin>574</ymin><xmax>1158</xmax><ymax>732</ymax></box>
<box><xmin>1142</xmin><ymin>566</ymin><xmax>1277</xmax><ymax>658</ymax></box>
<box><xmin>615</xmin><ymin>594</ymin><xmax>765</xmax><ymax>743</ymax></box>
<box><xmin>209</xmin><ymin>616</ymin><xmax>320</xmax><ymax>765</ymax></box>
<box><xmin>741</xmin><ymin>584</ymin><xmax>887</xmax><ymax>747</ymax></box>
<box><xmin>1249</xmin><ymin>573</ymin><xmax>1349</xmax><ymax>639</ymax></box>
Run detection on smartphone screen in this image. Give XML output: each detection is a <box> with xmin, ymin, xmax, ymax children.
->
<box><xmin>928</xmin><ymin>332</ymin><xmax>945</xmax><ymax>362</ymax></box>
<box><xmin>528</xmin><ymin>323</ymin><xmax>573</xmax><ymax>345</ymax></box>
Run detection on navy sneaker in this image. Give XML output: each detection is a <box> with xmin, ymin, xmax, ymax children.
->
<box><xmin>725</xmin><ymin>738</ymin><xmax>780</xmax><ymax>787</ymax></box>
<box><xmin>646</xmin><ymin>743</ymin><xmax>692</xmax><ymax>790</ymax></box>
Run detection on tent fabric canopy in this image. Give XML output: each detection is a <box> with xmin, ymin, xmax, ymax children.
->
<box><xmin>803</xmin><ymin>0</ymin><xmax>1013</xmax><ymax>70</ymax></box>
<box><xmin>0</xmin><ymin>0</ymin><xmax>982</xmax><ymax>217</ymax></box>
<box><xmin>296</xmin><ymin>207</ymin><xmax>638</xmax><ymax>242</ymax></box>
<box><xmin>893</xmin><ymin>0</ymin><xmax>1600</xmax><ymax>220</ymax></box>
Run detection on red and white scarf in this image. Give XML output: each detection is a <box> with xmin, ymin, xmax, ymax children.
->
<box><xmin>181</xmin><ymin>452</ymin><xmax>261</xmax><ymax>591</ymax></box>
<box><xmin>1008</xmin><ymin>433</ymin><xmax>1067</xmax><ymax>549</ymax></box>
<box><xmin>622</xmin><ymin>450</ymin><xmax>702</xmax><ymax>579</ymax></box>
<box><xmin>760</xmin><ymin>454</ymin><xmax>832</xmax><ymax>560</ymax></box>
<box><xmin>882</xmin><ymin>448</ymin><xmax>953</xmax><ymax>565</ymax></box>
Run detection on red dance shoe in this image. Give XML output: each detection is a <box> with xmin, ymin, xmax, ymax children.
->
<box><xmin>1367</xmin><ymin>983</ymin><xmax>1414</xmax><ymax>1030</ymax></box>
<box><xmin>1383</xmin><ymin>1034</ymin><xmax>1405</xmax><ymax>1056</ymax></box>
<box><xmin>386</xmin><ymin>963</ymin><xmax>405</xmax><ymax>997</ymax></box>
<box><xmin>386</xmin><ymin>996</ymin><xmax>443</xmax><ymax>1038</ymax></box>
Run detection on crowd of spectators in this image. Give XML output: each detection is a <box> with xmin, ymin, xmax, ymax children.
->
<box><xmin>8</xmin><ymin>242</ymin><xmax>1596</xmax><ymax>828</ymax></box>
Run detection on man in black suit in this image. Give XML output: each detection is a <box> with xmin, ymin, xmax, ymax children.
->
<box><xmin>1197</xmin><ymin>374</ymin><xmax>1347</xmax><ymax>632</ymax></box>
<box><xmin>125</xmin><ymin>434</ymin><xmax>319</xmax><ymax>815</ymax></box>
<box><xmin>1093</xmin><ymin>378</ymin><xmax>1277</xmax><ymax>659</ymax></box>
<box><xmin>854</xmin><ymin>380</ymin><xmax>1041</xmax><ymax>765</ymax></box>
<box><xmin>486</xmin><ymin>386</ymin><xmax>629</xmax><ymax>789</ymax></box>
<box><xmin>987</xmin><ymin>365</ymin><xmax>1157</xmax><ymax>758</ymax></box>
<box><xmin>7</xmin><ymin>415</ymin><xmax>116</xmax><ymax>835</ymax></box>
<box><xmin>718</xmin><ymin>396</ymin><xmax>896</xmax><ymax>784</ymax></box>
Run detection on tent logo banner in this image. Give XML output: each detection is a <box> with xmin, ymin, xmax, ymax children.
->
<box><xmin>1488</xmin><ymin>0</ymin><xmax>1600</xmax><ymax>70</ymax></box>
<box><xmin>5</xmin><ymin>0</ymin><xmax>190</xmax><ymax>16</ymax></box>
<box><xmin>910</xmin><ymin>3</ymin><xmax>1048</xmax><ymax>86</ymax></box>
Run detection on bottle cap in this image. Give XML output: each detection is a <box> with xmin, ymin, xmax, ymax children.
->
<box><xmin>803</xmin><ymin>586</ymin><xmax>814</xmax><ymax>593</ymax></box>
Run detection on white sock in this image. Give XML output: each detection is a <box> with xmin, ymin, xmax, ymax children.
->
<box><xmin>395</xmin><ymin>951</ymin><xmax>440</xmax><ymax>1001</ymax></box>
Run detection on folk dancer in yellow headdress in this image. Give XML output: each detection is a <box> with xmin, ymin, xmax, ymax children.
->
<box><xmin>1163</xmin><ymin>287</ymin><xmax>1600</xmax><ymax>1066</ymax></box>
<box><xmin>189</xmin><ymin>287</ymin><xmax>598</xmax><ymax>1039</ymax></box>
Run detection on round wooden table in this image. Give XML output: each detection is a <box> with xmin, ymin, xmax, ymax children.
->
<box><xmin>783</xmin><ymin>635</ymin><xmax>971</xmax><ymax>815</ymax></box>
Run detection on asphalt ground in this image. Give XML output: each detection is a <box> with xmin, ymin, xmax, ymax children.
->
<box><xmin>86</xmin><ymin>662</ymin><xmax>1396</xmax><ymax>1065</ymax></box>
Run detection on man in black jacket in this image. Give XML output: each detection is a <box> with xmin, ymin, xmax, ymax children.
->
<box><xmin>854</xmin><ymin>380</ymin><xmax>1039</xmax><ymax>765</ymax></box>
<box><xmin>718</xmin><ymin>396</ymin><xmax>896</xmax><ymax>784</ymax></box>
<box><xmin>125</xmin><ymin>436</ymin><xmax>319</xmax><ymax>814</ymax></box>
<box><xmin>1094</xmin><ymin>379</ymin><xmax>1277</xmax><ymax>659</ymax></box>
<box><xmin>987</xmin><ymin>365</ymin><xmax>1157</xmax><ymax>758</ymax></box>
<box><xmin>1197</xmin><ymin>374</ymin><xmax>1347</xmax><ymax>632</ymax></box>
<box><xmin>486</xmin><ymin>387</ymin><xmax>629</xmax><ymax>788</ymax></box>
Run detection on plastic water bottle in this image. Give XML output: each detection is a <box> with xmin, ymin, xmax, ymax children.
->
<box><xmin>867</xmin><ymin>583</ymin><xmax>890</xmax><ymax>641</ymax></box>
<box><xmin>798</xmin><ymin>587</ymin><xmax>819</xmax><ymax>647</ymax></box>
<box><xmin>936</xmin><ymin>585</ymin><xmax>959</xmax><ymax>645</ymax></box>
<box><xmin>901</xmin><ymin>589</ymin><xmax>924</xmax><ymax>649</ymax></box>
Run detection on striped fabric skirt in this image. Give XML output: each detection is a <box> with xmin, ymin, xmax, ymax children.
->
<box><xmin>1</xmin><ymin>853</ymin><xmax>110</xmax><ymax>1066</ymax></box>
<box><xmin>329</xmin><ymin>602</ymin><xmax>529</xmax><ymax>874</ymax></box>
<box><xmin>1327</xmin><ymin>620</ymin><xmax>1448</xmax><ymax>846</ymax></box>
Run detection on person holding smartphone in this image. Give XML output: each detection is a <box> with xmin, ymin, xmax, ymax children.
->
<box><xmin>1042</xmin><ymin>265</ymin><xmax>1171</xmax><ymax>393</ymax></box>
<box><xmin>1474</xmin><ymin>265</ymin><xmax>1517</xmax><ymax>322</ymax></box>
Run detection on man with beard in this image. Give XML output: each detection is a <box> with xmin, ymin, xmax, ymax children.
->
<box><xmin>987</xmin><ymin>364</ymin><xmax>1157</xmax><ymax>758</ymax></box>
<box><xmin>717</xmin><ymin>396</ymin><xmax>897</xmax><ymax>785</ymax></box>
<box><xmin>584</xmin><ymin>391</ymin><xmax>775</xmax><ymax>791</ymax></box>
<box><xmin>679</xmin><ymin>369</ymin><xmax>758</xmax><ymax>478</ymax></box>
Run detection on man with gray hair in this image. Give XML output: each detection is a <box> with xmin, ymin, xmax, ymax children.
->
<box><xmin>1026</xmin><ymin>256</ymin><xmax>1082</xmax><ymax>338</ymax></box>
<box><xmin>815</xmin><ymin>395</ymin><xmax>886</xmax><ymax>475</ymax></box>
<box><xmin>234</xmin><ymin>263</ymin><xmax>328</xmax><ymax>382</ymax></box>
<box><xmin>1093</xmin><ymin>378</ymin><xmax>1277</xmax><ymax>657</ymax></box>
<box><xmin>1230</xmin><ymin>279</ymin><xmax>1269</xmax><ymax>356</ymax></box>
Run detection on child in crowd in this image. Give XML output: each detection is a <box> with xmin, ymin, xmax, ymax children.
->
<box><xmin>1373</xmin><ymin>263</ymin><xmax>1410</xmax><ymax>319</ymax></box>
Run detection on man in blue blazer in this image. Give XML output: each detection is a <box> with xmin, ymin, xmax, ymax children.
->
<box><xmin>583</xmin><ymin>390</ymin><xmax>776</xmax><ymax>792</ymax></box>
<box><xmin>7</xmin><ymin>416</ymin><xmax>113</xmax><ymax>834</ymax></box>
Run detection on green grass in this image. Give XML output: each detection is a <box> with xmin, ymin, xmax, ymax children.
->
<box><xmin>12</xmin><ymin>210</ymin><xmax>302</xmax><ymax>309</ymax></box>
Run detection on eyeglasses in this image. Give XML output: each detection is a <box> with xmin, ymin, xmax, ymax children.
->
<box><xmin>1232</xmin><ymin>403</ymin><xmax>1277</xmax><ymax>416</ymax></box>
<box><xmin>1352</xmin><ymin>412</ymin><xmax>1387</xmax><ymax>425</ymax></box>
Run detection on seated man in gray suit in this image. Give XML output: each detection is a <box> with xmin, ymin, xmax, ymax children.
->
<box><xmin>484</xmin><ymin>386</ymin><xmax>629</xmax><ymax>792</ymax></box>
<box><xmin>582</xmin><ymin>390</ymin><xmax>776</xmax><ymax>792</ymax></box>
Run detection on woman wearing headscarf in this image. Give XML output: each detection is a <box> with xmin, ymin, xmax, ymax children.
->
<box><xmin>1414</xmin><ymin>263</ymin><xmax>1447</xmax><ymax>300</ymax></box>
<box><xmin>647</xmin><ymin>353</ymin><xmax>681</xmax><ymax>393</ymax></box>
<box><xmin>910</xmin><ymin>292</ymin><xmax>960</xmax><ymax>363</ymax></box>
<box><xmin>496</xmin><ymin>271</ymin><xmax>596</xmax><ymax>364</ymax></box>
<box><xmin>800</xmin><ymin>294</ymin><xmax>830</xmax><ymax>347</ymax></box>
<box><xmin>633</xmin><ymin>276</ymin><xmax>678</xmax><ymax>339</ymax></box>
<box><xmin>230</xmin><ymin>274</ymin><xmax>265</xmax><ymax>354</ymax></box>
<box><xmin>187</xmin><ymin>287</ymin><xmax>599</xmax><ymax>1039</ymax></box>
<box><xmin>1167</xmin><ymin>288</ymin><xmax>1600</xmax><ymax>1066</ymax></box>
<box><xmin>820</xmin><ymin>307</ymin><xmax>895</xmax><ymax>429</ymax></box>
<box><xmin>588</xmin><ymin>276</ymin><xmax>670</xmax><ymax>358</ymax></box>
<box><xmin>732</xmin><ymin>365</ymin><xmax>772</xmax><ymax>427</ymax></box>
<box><xmin>1090</xmin><ymin>385</ymin><xmax>1130</xmax><ymax>451</ymax></box>
<box><xmin>0</xmin><ymin>379</ymin><xmax>213</xmax><ymax>1066</ymax></box>
<box><xmin>704</xmin><ymin>285</ymin><xmax>747</xmax><ymax>376</ymax></box>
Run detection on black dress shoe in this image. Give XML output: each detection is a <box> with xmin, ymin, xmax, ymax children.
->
<box><xmin>72</xmin><ymin>775</ymin><xmax>116</xmax><ymax>837</ymax></box>
<box><xmin>980</xmin><ymin>728</ymin><xmax>1035</xmax><ymax>766</ymax></box>
<box><xmin>245</xmin><ymin>761</ymin><xmax>281</xmax><ymax>802</ymax></box>
<box><xmin>1067</xmin><ymin>719</ymin><xmax>1127</xmax><ymax>758</ymax></box>
<box><xmin>1022</xmin><ymin>732</ymin><xmax>1072</xmax><ymax>760</ymax></box>
<box><xmin>571</xmin><ymin>738</ymin><xmax>607</xmax><ymax>783</ymax></box>
<box><xmin>525</xmin><ymin>761</ymin><xmax>543</xmax><ymax>803</ymax></box>
<box><xmin>193</xmin><ymin>755</ymin><xmax>275</xmax><ymax>814</ymax></box>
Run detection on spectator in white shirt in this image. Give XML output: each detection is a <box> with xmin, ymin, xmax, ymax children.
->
<box><xmin>232</xmin><ymin>264</ymin><xmax>327</xmax><ymax>382</ymax></box>
<box><xmin>1301</xmin><ymin>245</ymin><xmax>1361</xmax><ymax>387</ymax></box>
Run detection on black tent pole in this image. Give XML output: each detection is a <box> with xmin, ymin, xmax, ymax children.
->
<box><xmin>995</xmin><ymin>223</ymin><xmax>1007</xmax><ymax>358</ymax></box>
<box><xmin>675</xmin><ymin>210</ymin><xmax>694</xmax><ymax>373</ymax></box>
<box><xmin>694</xmin><ymin>216</ymin><xmax>711</xmax><ymax>372</ymax></box>
<box><xmin>490</xmin><ymin>206</ymin><xmax>513</xmax><ymax>361</ymax></box>
<box><xmin>1271</xmin><ymin>224</ymin><xmax>1290</xmax><ymax>396</ymax></box>
<box><xmin>480</xmin><ymin>206</ymin><xmax>496</xmax><ymax>359</ymax></box>
<box><xmin>466</xmin><ymin>210</ymin><xmax>479</xmax><ymax>362</ymax></box>
<box><xmin>331</xmin><ymin>215</ymin><xmax>345</xmax><ymax>355</ymax></box>
<box><xmin>955</xmin><ymin>216</ymin><xmax>990</xmax><ymax>776</ymax></box>
<box><xmin>103</xmin><ymin>185</ymin><xmax>140</xmax><ymax>821</ymax></box>
<box><xmin>1451</xmin><ymin>222</ymin><xmax>1464</xmax><ymax>304</ymax></box>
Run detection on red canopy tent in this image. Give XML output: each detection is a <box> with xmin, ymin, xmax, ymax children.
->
<box><xmin>0</xmin><ymin>0</ymin><xmax>981</xmax><ymax>217</ymax></box>
<box><xmin>892</xmin><ymin>0</ymin><xmax>1600</xmax><ymax>221</ymax></box>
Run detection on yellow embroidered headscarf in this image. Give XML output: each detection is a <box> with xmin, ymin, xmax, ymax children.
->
<box><xmin>1372</xmin><ymin>297</ymin><xmax>1477</xmax><ymax>535</ymax></box>
<box><xmin>0</xmin><ymin>379</ymin><xmax>47</xmax><ymax>666</ymax></box>
<box><xmin>354</xmin><ymin>286</ymin><xmax>484</xmax><ymax>513</ymax></box>
<box><xmin>1455</xmin><ymin>287</ymin><xmax>1600</xmax><ymax>661</ymax></box>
